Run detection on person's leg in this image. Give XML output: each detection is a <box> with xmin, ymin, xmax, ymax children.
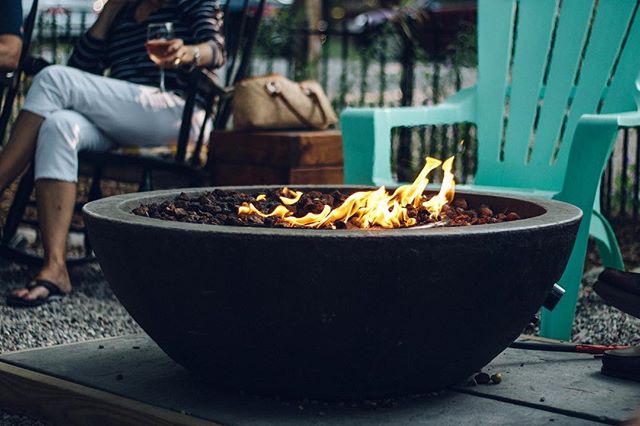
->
<box><xmin>10</xmin><ymin>110</ymin><xmax>113</xmax><ymax>301</ymax></box>
<box><xmin>0</xmin><ymin>111</ymin><xmax>44</xmax><ymax>192</ymax></box>
<box><xmin>0</xmin><ymin>65</ymin><xmax>82</xmax><ymax>192</ymax></box>
<box><xmin>11</xmin><ymin>180</ymin><xmax>77</xmax><ymax>301</ymax></box>
<box><xmin>19</xmin><ymin>64</ymin><xmax>190</xmax><ymax>147</ymax></box>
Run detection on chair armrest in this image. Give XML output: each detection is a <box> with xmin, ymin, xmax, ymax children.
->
<box><xmin>603</xmin><ymin>110</ymin><xmax>640</xmax><ymax>128</ymax></box>
<box><xmin>557</xmin><ymin>108</ymin><xmax>640</xmax><ymax>227</ymax></box>
<box><xmin>341</xmin><ymin>86</ymin><xmax>477</xmax><ymax>128</ymax></box>
<box><xmin>196</xmin><ymin>68</ymin><xmax>234</xmax><ymax>101</ymax></box>
<box><xmin>340</xmin><ymin>87</ymin><xmax>477</xmax><ymax>185</ymax></box>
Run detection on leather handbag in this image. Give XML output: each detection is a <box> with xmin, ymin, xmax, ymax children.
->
<box><xmin>232</xmin><ymin>74</ymin><xmax>337</xmax><ymax>131</ymax></box>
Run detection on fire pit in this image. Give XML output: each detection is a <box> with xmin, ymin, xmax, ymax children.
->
<box><xmin>84</xmin><ymin>186</ymin><xmax>581</xmax><ymax>399</ymax></box>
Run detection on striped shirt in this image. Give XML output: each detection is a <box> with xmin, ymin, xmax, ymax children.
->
<box><xmin>69</xmin><ymin>0</ymin><xmax>225</xmax><ymax>96</ymax></box>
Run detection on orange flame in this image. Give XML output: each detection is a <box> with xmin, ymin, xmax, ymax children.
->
<box><xmin>238</xmin><ymin>156</ymin><xmax>456</xmax><ymax>229</ymax></box>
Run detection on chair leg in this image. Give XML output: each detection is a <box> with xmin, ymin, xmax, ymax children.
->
<box><xmin>84</xmin><ymin>166</ymin><xmax>103</xmax><ymax>257</ymax></box>
<box><xmin>1</xmin><ymin>165</ymin><xmax>35</xmax><ymax>247</ymax></box>
<box><xmin>589</xmin><ymin>210</ymin><xmax>624</xmax><ymax>270</ymax></box>
<box><xmin>539</xmin><ymin>209</ymin><xmax>594</xmax><ymax>340</ymax></box>
<box><xmin>139</xmin><ymin>168</ymin><xmax>153</xmax><ymax>192</ymax></box>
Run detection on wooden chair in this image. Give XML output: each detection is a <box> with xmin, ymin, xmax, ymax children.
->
<box><xmin>0</xmin><ymin>0</ymin><xmax>266</xmax><ymax>267</ymax></box>
<box><xmin>340</xmin><ymin>0</ymin><xmax>640</xmax><ymax>339</ymax></box>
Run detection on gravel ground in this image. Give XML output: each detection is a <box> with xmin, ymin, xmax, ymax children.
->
<box><xmin>0</xmin><ymin>246</ymin><xmax>638</xmax><ymax>424</ymax></box>
<box><xmin>0</xmin><ymin>260</ymin><xmax>141</xmax><ymax>426</ymax></box>
<box><xmin>573</xmin><ymin>266</ymin><xmax>640</xmax><ymax>345</ymax></box>
<box><xmin>0</xmin><ymin>261</ymin><xmax>141</xmax><ymax>353</ymax></box>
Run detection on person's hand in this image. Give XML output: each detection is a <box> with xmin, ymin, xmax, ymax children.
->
<box><xmin>157</xmin><ymin>39</ymin><xmax>196</xmax><ymax>68</ymax></box>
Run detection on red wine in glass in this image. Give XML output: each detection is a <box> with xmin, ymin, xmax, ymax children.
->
<box><xmin>146</xmin><ymin>22</ymin><xmax>174</xmax><ymax>92</ymax></box>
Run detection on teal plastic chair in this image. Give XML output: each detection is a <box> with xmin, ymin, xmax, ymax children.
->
<box><xmin>340</xmin><ymin>0</ymin><xmax>640</xmax><ymax>340</ymax></box>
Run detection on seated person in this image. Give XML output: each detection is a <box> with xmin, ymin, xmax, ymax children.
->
<box><xmin>4</xmin><ymin>0</ymin><xmax>225</xmax><ymax>306</ymax></box>
<box><xmin>0</xmin><ymin>0</ymin><xmax>23</xmax><ymax>72</ymax></box>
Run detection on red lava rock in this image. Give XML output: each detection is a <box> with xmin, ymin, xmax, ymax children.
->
<box><xmin>474</xmin><ymin>372</ymin><xmax>491</xmax><ymax>384</ymax></box>
<box><xmin>132</xmin><ymin>189</ymin><xmax>523</xmax><ymax>229</ymax></box>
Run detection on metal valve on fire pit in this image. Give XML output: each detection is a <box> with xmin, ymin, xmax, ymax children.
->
<box><xmin>542</xmin><ymin>283</ymin><xmax>565</xmax><ymax>311</ymax></box>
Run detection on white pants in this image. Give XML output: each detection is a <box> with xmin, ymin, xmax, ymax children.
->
<box><xmin>21</xmin><ymin>64</ymin><xmax>204</xmax><ymax>182</ymax></box>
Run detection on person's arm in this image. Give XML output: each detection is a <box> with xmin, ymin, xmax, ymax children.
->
<box><xmin>68</xmin><ymin>0</ymin><xmax>135</xmax><ymax>74</ymax></box>
<box><xmin>0</xmin><ymin>34</ymin><xmax>22</xmax><ymax>72</ymax></box>
<box><xmin>0</xmin><ymin>0</ymin><xmax>23</xmax><ymax>72</ymax></box>
<box><xmin>158</xmin><ymin>0</ymin><xmax>226</xmax><ymax>69</ymax></box>
<box><xmin>88</xmin><ymin>0</ymin><xmax>136</xmax><ymax>39</ymax></box>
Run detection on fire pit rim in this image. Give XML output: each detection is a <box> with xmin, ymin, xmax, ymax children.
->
<box><xmin>83</xmin><ymin>185</ymin><xmax>582</xmax><ymax>237</ymax></box>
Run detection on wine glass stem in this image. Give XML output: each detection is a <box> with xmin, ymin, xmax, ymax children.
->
<box><xmin>160</xmin><ymin>67</ymin><xmax>166</xmax><ymax>92</ymax></box>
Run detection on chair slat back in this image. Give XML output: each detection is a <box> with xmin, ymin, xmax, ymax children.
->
<box><xmin>175</xmin><ymin>0</ymin><xmax>266</xmax><ymax>164</ymax></box>
<box><xmin>475</xmin><ymin>0</ymin><xmax>640</xmax><ymax>191</ymax></box>
<box><xmin>475</xmin><ymin>0</ymin><xmax>517</xmax><ymax>180</ymax></box>
<box><xmin>525</xmin><ymin>0</ymin><xmax>594</xmax><ymax>179</ymax></box>
<box><xmin>214</xmin><ymin>0</ymin><xmax>266</xmax><ymax>129</ymax></box>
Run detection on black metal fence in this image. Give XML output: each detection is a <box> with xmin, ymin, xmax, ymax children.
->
<box><xmin>15</xmin><ymin>7</ymin><xmax>640</xmax><ymax>222</ymax></box>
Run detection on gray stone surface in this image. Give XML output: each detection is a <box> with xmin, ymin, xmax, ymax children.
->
<box><xmin>453</xmin><ymin>348</ymin><xmax>640</xmax><ymax>424</ymax></box>
<box><xmin>0</xmin><ymin>335</ymin><xmax>620</xmax><ymax>425</ymax></box>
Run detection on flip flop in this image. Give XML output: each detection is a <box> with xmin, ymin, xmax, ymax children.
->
<box><xmin>593</xmin><ymin>268</ymin><xmax>640</xmax><ymax>319</ymax></box>
<box><xmin>5</xmin><ymin>279</ymin><xmax>66</xmax><ymax>308</ymax></box>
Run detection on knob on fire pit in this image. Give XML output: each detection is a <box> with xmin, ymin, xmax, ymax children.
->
<box><xmin>543</xmin><ymin>284</ymin><xmax>566</xmax><ymax>311</ymax></box>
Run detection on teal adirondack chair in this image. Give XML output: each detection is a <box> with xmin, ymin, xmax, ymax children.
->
<box><xmin>340</xmin><ymin>0</ymin><xmax>640</xmax><ymax>340</ymax></box>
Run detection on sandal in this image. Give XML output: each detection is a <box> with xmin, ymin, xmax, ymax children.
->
<box><xmin>593</xmin><ymin>268</ymin><xmax>640</xmax><ymax>319</ymax></box>
<box><xmin>5</xmin><ymin>279</ymin><xmax>66</xmax><ymax>308</ymax></box>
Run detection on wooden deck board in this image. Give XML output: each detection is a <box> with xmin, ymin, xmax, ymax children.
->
<box><xmin>0</xmin><ymin>334</ymin><xmax>637</xmax><ymax>425</ymax></box>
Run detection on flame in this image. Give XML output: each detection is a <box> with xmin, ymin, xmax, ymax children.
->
<box><xmin>238</xmin><ymin>156</ymin><xmax>456</xmax><ymax>229</ymax></box>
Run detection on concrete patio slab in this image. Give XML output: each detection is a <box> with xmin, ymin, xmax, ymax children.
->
<box><xmin>0</xmin><ymin>334</ymin><xmax>638</xmax><ymax>425</ymax></box>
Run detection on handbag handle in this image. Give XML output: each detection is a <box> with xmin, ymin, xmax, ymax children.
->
<box><xmin>265</xmin><ymin>80</ymin><xmax>331</xmax><ymax>129</ymax></box>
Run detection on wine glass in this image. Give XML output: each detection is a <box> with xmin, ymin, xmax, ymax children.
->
<box><xmin>146</xmin><ymin>22</ymin><xmax>174</xmax><ymax>92</ymax></box>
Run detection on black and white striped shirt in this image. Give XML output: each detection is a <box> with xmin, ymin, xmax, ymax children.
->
<box><xmin>69</xmin><ymin>0</ymin><xmax>225</xmax><ymax>95</ymax></box>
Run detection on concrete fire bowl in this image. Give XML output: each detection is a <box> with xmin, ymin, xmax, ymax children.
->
<box><xmin>83</xmin><ymin>186</ymin><xmax>581</xmax><ymax>399</ymax></box>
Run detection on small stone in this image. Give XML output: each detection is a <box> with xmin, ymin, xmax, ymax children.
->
<box><xmin>474</xmin><ymin>372</ymin><xmax>491</xmax><ymax>384</ymax></box>
<box><xmin>132</xmin><ymin>346</ymin><xmax>140</xmax><ymax>349</ymax></box>
<box><xmin>453</xmin><ymin>199</ymin><xmax>468</xmax><ymax>209</ymax></box>
<box><xmin>98</xmin><ymin>345</ymin><xmax>104</xmax><ymax>349</ymax></box>
<box><xmin>539</xmin><ymin>397</ymin><xmax>546</xmax><ymax>402</ymax></box>
<box><xmin>490</xmin><ymin>373</ymin><xmax>503</xmax><ymax>384</ymax></box>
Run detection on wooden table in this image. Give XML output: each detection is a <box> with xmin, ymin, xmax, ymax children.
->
<box><xmin>0</xmin><ymin>334</ymin><xmax>638</xmax><ymax>425</ymax></box>
<box><xmin>208</xmin><ymin>130</ymin><xmax>344</xmax><ymax>186</ymax></box>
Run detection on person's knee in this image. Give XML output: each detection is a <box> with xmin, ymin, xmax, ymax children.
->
<box><xmin>38</xmin><ymin>111</ymin><xmax>81</xmax><ymax>151</ymax></box>
<box><xmin>34</xmin><ymin>113</ymin><xmax>81</xmax><ymax>182</ymax></box>
<box><xmin>31</xmin><ymin>64</ymin><xmax>74</xmax><ymax>93</ymax></box>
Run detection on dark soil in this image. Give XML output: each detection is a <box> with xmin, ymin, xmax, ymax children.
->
<box><xmin>132</xmin><ymin>188</ymin><xmax>522</xmax><ymax>229</ymax></box>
